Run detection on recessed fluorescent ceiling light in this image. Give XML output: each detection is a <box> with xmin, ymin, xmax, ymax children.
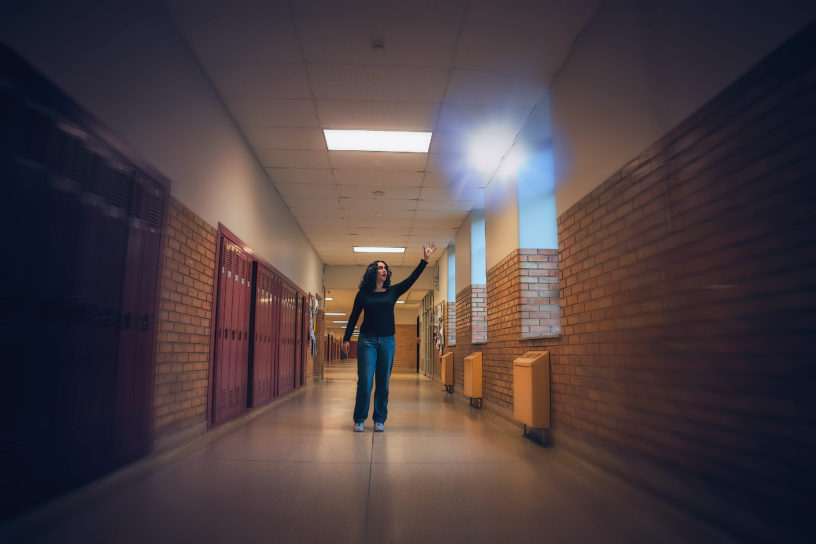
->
<box><xmin>324</xmin><ymin>130</ymin><xmax>431</xmax><ymax>152</ymax></box>
<box><xmin>354</xmin><ymin>247</ymin><xmax>405</xmax><ymax>253</ymax></box>
<box><xmin>332</xmin><ymin>320</ymin><xmax>348</xmax><ymax>323</ymax></box>
<box><xmin>325</xmin><ymin>312</ymin><xmax>346</xmax><ymax>316</ymax></box>
<box><xmin>325</xmin><ymin>297</ymin><xmax>334</xmax><ymax>301</ymax></box>
<box><xmin>396</xmin><ymin>300</ymin><xmax>405</xmax><ymax>304</ymax></box>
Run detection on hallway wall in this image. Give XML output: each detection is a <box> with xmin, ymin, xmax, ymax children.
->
<box><xmin>0</xmin><ymin>0</ymin><xmax>323</xmax><ymax>295</ymax></box>
<box><xmin>443</xmin><ymin>24</ymin><xmax>816</xmax><ymax>538</ymax></box>
<box><xmin>552</xmin><ymin>0</ymin><xmax>816</xmax><ymax>217</ymax></box>
<box><xmin>154</xmin><ymin>198</ymin><xmax>322</xmax><ymax>449</ymax></box>
<box><xmin>393</xmin><ymin>324</ymin><xmax>419</xmax><ymax>374</ymax></box>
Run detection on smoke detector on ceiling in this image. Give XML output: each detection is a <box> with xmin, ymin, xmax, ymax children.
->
<box><xmin>371</xmin><ymin>38</ymin><xmax>385</xmax><ymax>54</ymax></box>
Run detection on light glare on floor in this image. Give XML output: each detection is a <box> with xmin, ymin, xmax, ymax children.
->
<box><xmin>324</xmin><ymin>130</ymin><xmax>432</xmax><ymax>152</ymax></box>
<box><xmin>354</xmin><ymin>247</ymin><xmax>405</xmax><ymax>253</ymax></box>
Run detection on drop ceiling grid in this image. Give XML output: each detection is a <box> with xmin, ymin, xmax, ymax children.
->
<box><xmin>164</xmin><ymin>0</ymin><xmax>603</xmax><ymax>265</ymax></box>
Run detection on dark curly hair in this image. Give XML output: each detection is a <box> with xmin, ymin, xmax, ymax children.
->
<box><xmin>359</xmin><ymin>260</ymin><xmax>391</xmax><ymax>292</ymax></box>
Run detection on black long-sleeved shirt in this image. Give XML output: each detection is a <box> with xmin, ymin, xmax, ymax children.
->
<box><xmin>343</xmin><ymin>260</ymin><xmax>427</xmax><ymax>342</ymax></box>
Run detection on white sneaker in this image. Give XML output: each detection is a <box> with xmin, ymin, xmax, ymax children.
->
<box><xmin>353</xmin><ymin>422</ymin><xmax>364</xmax><ymax>432</ymax></box>
<box><xmin>374</xmin><ymin>422</ymin><xmax>384</xmax><ymax>432</ymax></box>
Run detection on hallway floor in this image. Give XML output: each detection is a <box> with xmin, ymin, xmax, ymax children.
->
<box><xmin>2</xmin><ymin>362</ymin><xmax>730</xmax><ymax>543</ymax></box>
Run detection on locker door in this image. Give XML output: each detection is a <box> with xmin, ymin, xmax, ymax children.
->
<box><xmin>252</xmin><ymin>266</ymin><xmax>273</xmax><ymax>407</ymax></box>
<box><xmin>113</xmin><ymin>170</ymin><xmax>165</xmax><ymax>464</ymax></box>
<box><xmin>296</xmin><ymin>294</ymin><xmax>305</xmax><ymax>388</ymax></box>
<box><xmin>277</xmin><ymin>285</ymin><xmax>294</xmax><ymax>396</ymax></box>
<box><xmin>271</xmin><ymin>275</ymin><xmax>281</xmax><ymax>398</ymax></box>
<box><xmin>212</xmin><ymin>238</ymin><xmax>251</xmax><ymax>424</ymax></box>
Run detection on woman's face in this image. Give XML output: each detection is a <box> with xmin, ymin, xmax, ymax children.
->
<box><xmin>376</xmin><ymin>261</ymin><xmax>388</xmax><ymax>283</ymax></box>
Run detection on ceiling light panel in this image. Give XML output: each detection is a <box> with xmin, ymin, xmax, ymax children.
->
<box><xmin>324</xmin><ymin>130</ymin><xmax>432</xmax><ymax>153</ymax></box>
<box><xmin>354</xmin><ymin>247</ymin><xmax>406</xmax><ymax>253</ymax></box>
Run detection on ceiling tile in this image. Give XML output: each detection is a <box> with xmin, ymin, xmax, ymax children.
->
<box><xmin>225</xmin><ymin>99</ymin><xmax>318</xmax><ymax>127</ymax></box>
<box><xmin>317</xmin><ymin>100</ymin><xmax>439</xmax><ymax>131</ymax></box>
<box><xmin>283</xmin><ymin>196</ymin><xmax>339</xmax><ymax>209</ymax></box>
<box><xmin>210</xmin><ymin>62</ymin><xmax>312</xmax><ymax>100</ymax></box>
<box><xmin>329</xmin><ymin>151</ymin><xmax>427</xmax><ymax>171</ymax></box>
<box><xmin>257</xmin><ymin>149</ymin><xmax>330</xmax><ymax>168</ymax></box>
<box><xmin>340</xmin><ymin>198</ymin><xmax>418</xmax><ymax>211</ymax></box>
<box><xmin>276</xmin><ymin>183</ymin><xmax>337</xmax><ymax>197</ymax></box>
<box><xmin>243</xmin><ymin>127</ymin><xmax>326</xmax><ymax>150</ymax></box>
<box><xmin>455</xmin><ymin>0</ymin><xmax>601</xmax><ymax>72</ymax></box>
<box><xmin>416</xmin><ymin>200</ymin><xmax>475</xmax><ymax>212</ymax></box>
<box><xmin>445</xmin><ymin>69</ymin><xmax>548</xmax><ymax>108</ymax></box>
<box><xmin>292</xmin><ymin>207</ymin><xmax>347</xmax><ymax>218</ymax></box>
<box><xmin>413</xmin><ymin>209</ymin><xmax>468</xmax><ymax>221</ymax></box>
<box><xmin>336</xmin><ymin>185</ymin><xmax>421</xmax><ymax>199</ymax></box>
<box><xmin>165</xmin><ymin>0</ymin><xmax>301</xmax><ymax>62</ymax></box>
<box><xmin>421</xmin><ymin>172</ymin><xmax>453</xmax><ymax>187</ymax></box>
<box><xmin>333</xmin><ymin>170</ymin><xmax>424</xmax><ymax>186</ymax></box>
<box><xmin>436</xmin><ymin>103</ymin><xmax>531</xmax><ymax>134</ymax></box>
<box><xmin>293</xmin><ymin>0</ymin><xmax>464</xmax><ymax>66</ymax></box>
<box><xmin>266</xmin><ymin>168</ymin><xmax>334</xmax><ymax>184</ymax></box>
<box><xmin>309</xmin><ymin>64</ymin><xmax>448</xmax><ymax>102</ymax></box>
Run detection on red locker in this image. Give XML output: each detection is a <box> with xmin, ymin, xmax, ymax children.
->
<box><xmin>251</xmin><ymin>265</ymin><xmax>275</xmax><ymax>407</ymax></box>
<box><xmin>212</xmin><ymin>236</ymin><xmax>251</xmax><ymax>424</ymax></box>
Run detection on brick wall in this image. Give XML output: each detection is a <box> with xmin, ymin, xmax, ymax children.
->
<box><xmin>547</xmin><ymin>27</ymin><xmax>812</xmax><ymax>539</ymax></box>
<box><xmin>154</xmin><ymin>197</ymin><xmax>216</xmax><ymax>444</ymax></box>
<box><xmin>440</xmin><ymin>24</ymin><xmax>815</xmax><ymax>539</ymax></box>
<box><xmin>446</xmin><ymin>301</ymin><xmax>456</xmax><ymax>347</ymax></box>
<box><xmin>482</xmin><ymin>250</ymin><xmax>523</xmax><ymax>410</ymax></box>
<box><xmin>549</xmin><ymin>26</ymin><xmax>816</xmax><ymax>532</ymax></box>
<box><xmin>393</xmin><ymin>323</ymin><xmax>418</xmax><ymax>373</ymax></box>
<box><xmin>519</xmin><ymin>249</ymin><xmax>560</xmax><ymax>337</ymax></box>
<box><xmin>471</xmin><ymin>284</ymin><xmax>487</xmax><ymax>344</ymax></box>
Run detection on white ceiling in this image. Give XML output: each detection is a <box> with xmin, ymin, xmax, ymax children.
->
<box><xmin>164</xmin><ymin>0</ymin><xmax>601</xmax><ymax>272</ymax></box>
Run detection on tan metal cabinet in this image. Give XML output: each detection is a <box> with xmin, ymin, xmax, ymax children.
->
<box><xmin>441</xmin><ymin>352</ymin><xmax>454</xmax><ymax>393</ymax></box>
<box><xmin>513</xmin><ymin>351</ymin><xmax>550</xmax><ymax>430</ymax></box>
<box><xmin>464</xmin><ymin>352</ymin><xmax>483</xmax><ymax>408</ymax></box>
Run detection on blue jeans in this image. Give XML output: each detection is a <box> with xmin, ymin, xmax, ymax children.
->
<box><xmin>354</xmin><ymin>334</ymin><xmax>396</xmax><ymax>424</ymax></box>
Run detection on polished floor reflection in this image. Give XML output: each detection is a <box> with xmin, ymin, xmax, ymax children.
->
<box><xmin>2</xmin><ymin>361</ymin><xmax>729</xmax><ymax>543</ymax></box>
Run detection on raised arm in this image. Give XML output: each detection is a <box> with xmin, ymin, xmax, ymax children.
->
<box><xmin>393</xmin><ymin>244</ymin><xmax>436</xmax><ymax>296</ymax></box>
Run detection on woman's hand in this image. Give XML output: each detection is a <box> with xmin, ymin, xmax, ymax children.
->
<box><xmin>342</xmin><ymin>341</ymin><xmax>350</xmax><ymax>355</ymax></box>
<box><xmin>423</xmin><ymin>242</ymin><xmax>437</xmax><ymax>261</ymax></box>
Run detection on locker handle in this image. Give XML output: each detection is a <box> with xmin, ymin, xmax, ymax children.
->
<box><xmin>232</xmin><ymin>330</ymin><xmax>235</xmax><ymax>340</ymax></box>
<box><xmin>140</xmin><ymin>314</ymin><xmax>149</xmax><ymax>331</ymax></box>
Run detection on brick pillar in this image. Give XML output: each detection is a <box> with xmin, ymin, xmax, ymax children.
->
<box><xmin>446</xmin><ymin>301</ymin><xmax>456</xmax><ymax>347</ymax></box>
<box><xmin>154</xmin><ymin>198</ymin><xmax>217</xmax><ymax>445</ymax></box>
<box><xmin>471</xmin><ymin>284</ymin><xmax>487</xmax><ymax>344</ymax></box>
<box><xmin>519</xmin><ymin>249</ymin><xmax>561</xmax><ymax>337</ymax></box>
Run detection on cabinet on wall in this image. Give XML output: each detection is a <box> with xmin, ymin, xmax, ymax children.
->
<box><xmin>0</xmin><ymin>45</ymin><xmax>168</xmax><ymax>518</ymax></box>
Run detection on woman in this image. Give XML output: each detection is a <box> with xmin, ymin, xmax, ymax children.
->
<box><xmin>343</xmin><ymin>244</ymin><xmax>436</xmax><ymax>432</ymax></box>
